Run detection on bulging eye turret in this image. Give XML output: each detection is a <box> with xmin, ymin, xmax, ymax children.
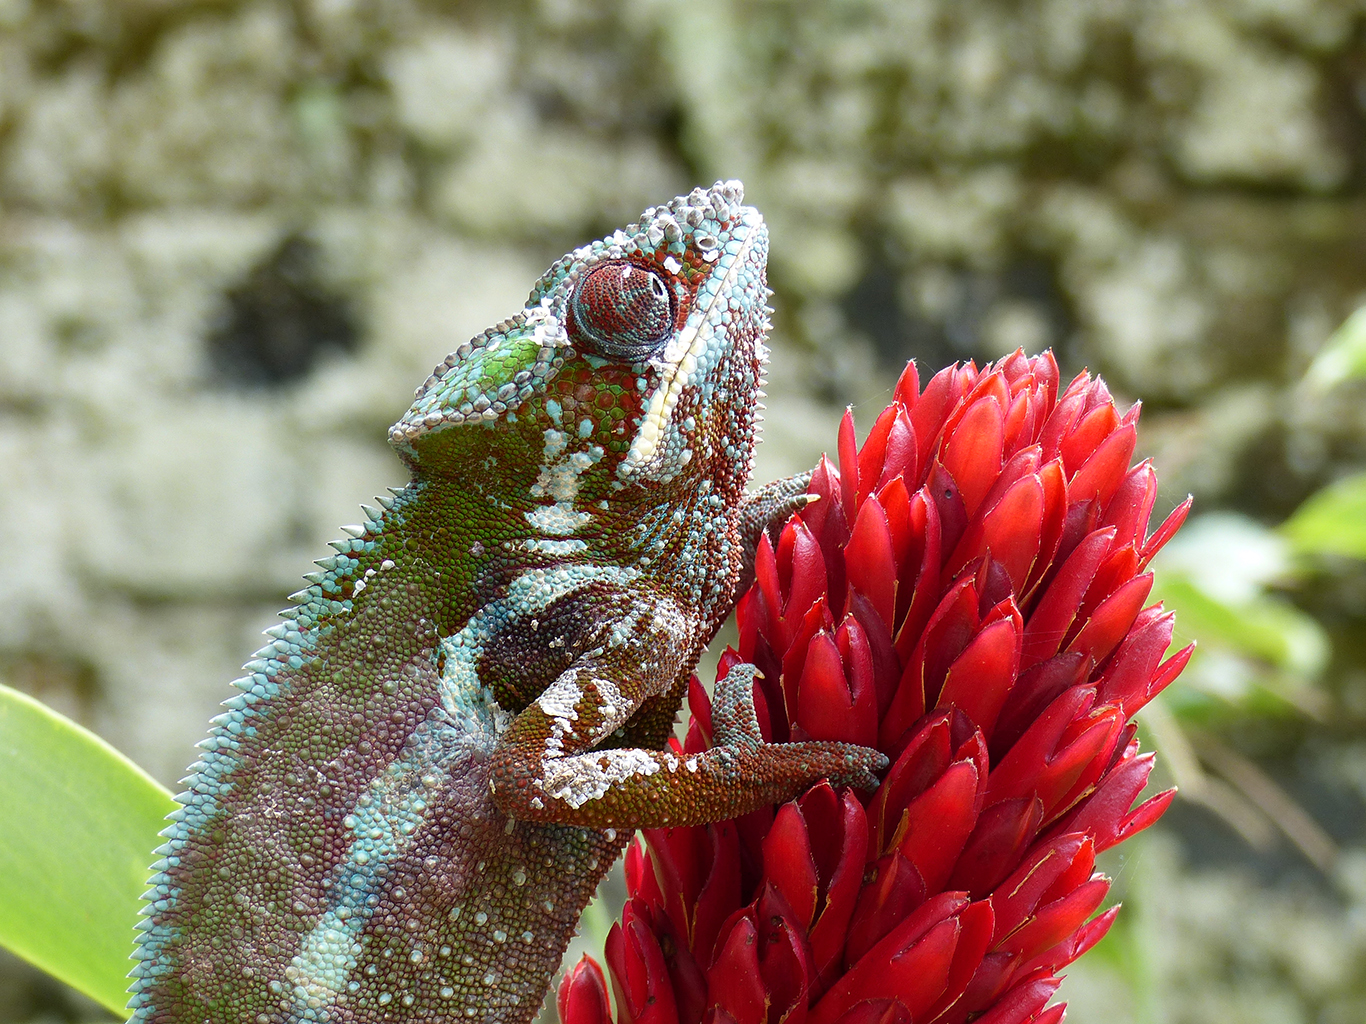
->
<box><xmin>570</xmin><ymin>262</ymin><xmax>675</xmax><ymax>360</ymax></box>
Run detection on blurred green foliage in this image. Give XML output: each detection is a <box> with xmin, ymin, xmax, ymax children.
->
<box><xmin>1283</xmin><ymin>473</ymin><xmax>1366</xmax><ymax>562</ymax></box>
<box><xmin>1152</xmin><ymin>513</ymin><xmax>1329</xmax><ymax>718</ymax></box>
<box><xmin>1305</xmin><ymin>306</ymin><xmax>1366</xmax><ymax>395</ymax></box>
<box><xmin>1082</xmin><ymin>314</ymin><xmax>1366</xmax><ymax>1024</ymax></box>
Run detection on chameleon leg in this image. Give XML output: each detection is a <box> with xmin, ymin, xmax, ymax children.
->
<box><xmin>488</xmin><ymin>651</ymin><xmax>885</xmax><ymax>830</ymax></box>
<box><xmin>610</xmin><ymin>672</ymin><xmax>689</xmax><ymax>751</ymax></box>
<box><xmin>735</xmin><ymin>472</ymin><xmax>813</xmax><ymax>595</ymax></box>
<box><xmin>710</xmin><ymin>662</ymin><xmax>764</xmax><ymax>748</ymax></box>
<box><xmin>740</xmin><ymin>472</ymin><xmax>813</xmax><ymax>541</ymax></box>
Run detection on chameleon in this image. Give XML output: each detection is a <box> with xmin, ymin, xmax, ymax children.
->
<box><xmin>127</xmin><ymin>180</ymin><xmax>886</xmax><ymax>1024</ymax></box>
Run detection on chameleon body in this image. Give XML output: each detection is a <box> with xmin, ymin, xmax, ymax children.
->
<box><xmin>128</xmin><ymin>181</ymin><xmax>884</xmax><ymax>1024</ymax></box>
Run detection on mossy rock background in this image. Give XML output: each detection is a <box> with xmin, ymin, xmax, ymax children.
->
<box><xmin>3</xmin><ymin>2</ymin><xmax>1366</xmax><ymax>1021</ymax></box>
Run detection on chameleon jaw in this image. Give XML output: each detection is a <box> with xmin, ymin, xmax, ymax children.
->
<box><xmin>618</xmin><ymin>207</ymin><xmax>766</xmax><ymax>482</ymax></box>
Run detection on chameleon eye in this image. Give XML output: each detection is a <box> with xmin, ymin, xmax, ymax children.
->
<box><xmin>570</xmin><ymin>262</ymin><xmax>674</xmax><ymax>359</ymax></box>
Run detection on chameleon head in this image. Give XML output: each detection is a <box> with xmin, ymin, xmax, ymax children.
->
<box><xmin>387</xmin><ymin>181</ymin><xmax>771</xmax><ymax>513</ymax></box>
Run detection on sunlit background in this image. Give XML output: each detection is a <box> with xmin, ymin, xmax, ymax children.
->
<box><xmin>3</xmin><ymin>2</ymin><xmax>1366</xmax><ymax>1021</ymax></box>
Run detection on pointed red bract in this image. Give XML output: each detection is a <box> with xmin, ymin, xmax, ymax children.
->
<box><xmin>560</xmin><ymin>956</ymin><xmax>613</xmax><ymax>1024</ymax></box>
<box><xmin>560</xmin><ymin>352</ymin><xmax>1190</xmax><ymax>1024</ymax></box>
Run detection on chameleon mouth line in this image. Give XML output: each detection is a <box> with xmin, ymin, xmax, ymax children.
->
<box><xmin>623</xmin><ymin>211</ymin><xmax>761</xmax><ymax>475</ymax></box>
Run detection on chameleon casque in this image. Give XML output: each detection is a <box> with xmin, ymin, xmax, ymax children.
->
<box><xmin>128</xmin><ymin>181</ymin><xmax>886</xmax><ymax>1024</ymax></box>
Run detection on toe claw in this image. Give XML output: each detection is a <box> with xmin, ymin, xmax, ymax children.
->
<box><xmin>827</xmin><ymin>745</ymin><xmax>887</xmax><ymax>791</ymax></box>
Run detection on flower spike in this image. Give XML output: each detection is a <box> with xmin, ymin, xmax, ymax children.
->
<box><xmin>560</xmin><ymin>351</ymin><xmax>1189</xmax><ymax>1024</ymax></box>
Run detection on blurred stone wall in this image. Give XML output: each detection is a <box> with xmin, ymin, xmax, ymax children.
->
<box><xmin>4</xmin><ymin>1</ymin><xmax>1366</xmax><ymax>1021</ymax></box>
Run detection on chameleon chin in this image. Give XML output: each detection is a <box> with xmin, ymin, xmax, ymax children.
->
<box><xmin>128</xmin><ymin>181</ymin><xmax>885</xmax><ymax>1024</ymax></box>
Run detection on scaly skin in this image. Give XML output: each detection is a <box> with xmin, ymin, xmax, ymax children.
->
<box><xmin>128</xmin><ymin>182</ymin><xmax>886</xmax><ymax>1024</ymax></box>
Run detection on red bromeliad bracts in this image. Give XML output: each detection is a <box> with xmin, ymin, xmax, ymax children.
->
<box><xmin>558</xmin><ymin>350</ymin><xmax>1192</xmax><ymax>1024</ymax></box>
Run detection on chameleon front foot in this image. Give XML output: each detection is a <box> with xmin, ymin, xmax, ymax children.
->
<box><xmin>711</xmin><ymin>661</ymin><xmax>886</xmax><ymax>793</ymax></box>
<box><xmin>736</xmin><ymin>472</ymin><xmax>815</xmax><ymax>596</ymax></box>
<box><xmin>710</xmin><ymin>662</ymin><xmax>766</xmax><ymax>750</ymax></box>
<box><xmin>490</xmin><ymin>731</ymin><xmax>886</xmax><ymax>830</ymax></box>
<box><xmin>489</xmin><ymin>660</ymin><xmax>887</xmax><ymax>830</ymax></box>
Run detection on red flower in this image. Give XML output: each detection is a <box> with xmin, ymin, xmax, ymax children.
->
<box><xmin>560</xmin><ymin>351</ymin><xmax>1191</xmax><ymax>1024</ymax></box>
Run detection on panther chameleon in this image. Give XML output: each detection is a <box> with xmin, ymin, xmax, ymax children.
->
<box><xmin>128</xmin><ymin>181</ymin><xmax>887</xmax><ymax>1024</ymax></box>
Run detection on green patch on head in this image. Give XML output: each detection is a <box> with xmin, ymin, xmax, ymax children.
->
<box><xmin>389</xmin><ymin>312</ymin><xmax>569</xmax><ymax>459</ymax></box>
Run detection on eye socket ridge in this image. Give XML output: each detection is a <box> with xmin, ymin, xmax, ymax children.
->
<box><xmin>570</xmin><ymin>260</ymin><xmax>677</xmax><ymax>360</ymax></box>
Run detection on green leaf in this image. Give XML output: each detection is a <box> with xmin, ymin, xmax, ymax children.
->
<box><xmin>1153</xmin><ymin>577</ymin><xmax>1329</xmax><ymax>678</ymax></box>
<box><xmin>1282</xmin><ymin>470</ymin><xmax>1366</xmax><ymax>561</ymax></box>
<box><xmin>1305</xmin><ymin>304</ymin><xmax>1366</xmax><ymax>390</ymax></box>
<box><xmin>1149</xmin><ymin>513</ymin><xmax>1329</xmax><ymax>714</ymax></box>
<box><xmin>0</xmin><ymin>683</ymin><xmax>175</xmax><ymax>1015</ymax></box>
